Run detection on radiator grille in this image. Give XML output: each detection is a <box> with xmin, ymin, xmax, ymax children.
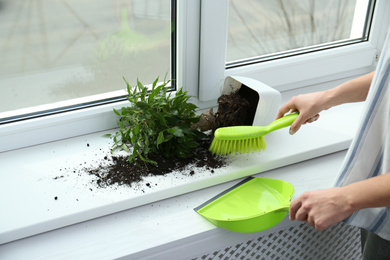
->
<box><xmin>191</xmin><ymin>223</ymin><xmax>361</xmax><ymax>260</ymax></box>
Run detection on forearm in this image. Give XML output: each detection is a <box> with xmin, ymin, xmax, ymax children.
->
<box><xmin>342</xmin><ymin>172</ymin><xmax>390</xmax><ymax>211</ymax></box>
<box><xmin>321</xmin><ymin>71</ymin><xmax>375</xmax><ymax>109</ymax></box>
<box><xmin>289</xmin><ymin>172</ymin><xmax>390</xmax><ymax>231</ymax></box>
<box><xmin>277</xmin><ymin>71</ymin><xmax>375</xmax><ymax>134</ymax></box>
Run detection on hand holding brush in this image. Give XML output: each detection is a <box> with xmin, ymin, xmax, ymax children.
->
<box><xmin>209</xmin><ymin>112</ymin><xmax>299</xmax><ymax>155</ymax></box>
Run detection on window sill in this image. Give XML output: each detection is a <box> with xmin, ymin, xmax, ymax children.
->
<box><xmin>0</xmin><ymin>99</ymin><xmax>363</xmax><ymax>258</ymax></box>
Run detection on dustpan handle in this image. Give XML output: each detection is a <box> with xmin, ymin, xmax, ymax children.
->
<box><xmin>274</xmin><ymin>201</ymin><xmax>290</xmax><ymax>212</ymax></box>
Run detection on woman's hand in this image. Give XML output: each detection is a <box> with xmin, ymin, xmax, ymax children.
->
<box><xmin>289</xmin><ymin>187</ymin><xmax>354</xmax><ymax>231</ymax></box>
<box><xmin>290</xmin><ymin>173</ymin><xmax>390</xmax><ymax>231</ymax></box>
<box><xmin>276</xmin><ymin>92</ymin><xmax>327</xmax><ymax>135</ymax></box>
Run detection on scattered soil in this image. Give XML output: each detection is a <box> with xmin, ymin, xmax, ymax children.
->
<box><xmin>74</xmin><ymin>88</ymin><xmax>257</xmax><ymax>189</ymax></box>
<box><xmin>88</xmin><ymin>136</ymin><xmax>226</xmax><ymax>188</ymax></box>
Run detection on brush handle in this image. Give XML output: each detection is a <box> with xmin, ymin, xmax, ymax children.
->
<box><xmin>266</xmin><ymin>112</ymin><xmax>299</xmax><ymax>133</ymax></box>
<box><xmin>212</xmin><ymin>112</ymin><xmax>299</xmax><ymax>143</ymax></box>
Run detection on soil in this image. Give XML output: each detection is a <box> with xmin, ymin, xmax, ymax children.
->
<box><xmin>215</xmin><ymin>86</ymin><xmax>259</xmax><ymax>128</ymax></box>
<box><xmin>87</xmin><ymin>136</ymin><xmax>226</xmax><ymax>188</ymax></box>
<box><xmin>80</xmin><ymin>88</ymin><xmax>256</xmax><ymax>188</ymax></box>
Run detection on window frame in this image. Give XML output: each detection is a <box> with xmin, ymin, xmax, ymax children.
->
<box><xmin>1</xmin><ymin>0</ymin><xmax>389</xmax><ymax>153</ymax></box>
<box><xmin>0</xmin><ymin>0</ymin><xmax>179</xmax><ymax>153</ymax></box>
<box><xmin>197</xmin><ymin>0</ymin><xmax>390</xmax><ymax>102</ymax></box>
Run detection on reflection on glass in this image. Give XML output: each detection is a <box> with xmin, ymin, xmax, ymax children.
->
<box><xmin>227</xmin><ymin>0</ymin><xmax>371</xmax><ymax>65</ymax></box>
<box><xmin>0</xmin><ymin>0</ymin><xmax>171</xmax><ymax>115</ymax></box>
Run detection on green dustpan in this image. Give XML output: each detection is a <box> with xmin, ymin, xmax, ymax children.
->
<box><xmin>194</xmin><ymin>177</ymin><xmax>294</xmax><ymax>233</ymax></box>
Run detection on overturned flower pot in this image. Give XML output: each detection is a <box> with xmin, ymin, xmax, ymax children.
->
<box><xmin>221</xmin><ymin>76</ymin><xmax>281</xmax><ymax>126</ymax></box>
<box><xmin>194</xmin><ymin>76</ymin><xmax>281</xmax><ymax>132</ymax></box>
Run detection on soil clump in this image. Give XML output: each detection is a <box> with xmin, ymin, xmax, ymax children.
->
<box><xmin>215</xmin><ymin>86</ymin><xmax>258</xmax><ymax>128</ymax></box>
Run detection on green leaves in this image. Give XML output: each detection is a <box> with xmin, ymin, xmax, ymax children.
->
<box><xmin>109</xmin><ymin>76</ymin><xmax>205</xmax><ymax>166</ymax></box>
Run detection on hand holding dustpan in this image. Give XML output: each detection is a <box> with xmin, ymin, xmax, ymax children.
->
<box><xmin>194</xmin><ymin>177</ymin><xmax>294</xmax><ymax>233</ymax></box>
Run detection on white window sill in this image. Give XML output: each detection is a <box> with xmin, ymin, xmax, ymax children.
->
<box><xmin>0</xmin><ymin>97</ymin><xmax>364</xmax><ymax>259</ymax></box>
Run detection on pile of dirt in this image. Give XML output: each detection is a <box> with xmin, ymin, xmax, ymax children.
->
<box><xmin>88</xmin><ymin>136</ymin><xmax>226</xmax><ymax>188</ymax></box>
<box><xmin>215</xmin><ymin>86</ymin><xmax>258</xmax><ymax>127</ymax></box>
<box><xmin>192</xmin><ymin>86</ymin><xmax>259</xmax><ymax>132</ymax></box>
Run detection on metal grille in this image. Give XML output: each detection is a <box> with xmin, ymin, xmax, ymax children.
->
<box><xmin>191</xmin><ymin>223</ymin><xmax>361</xmax><ymax>260</ymax></box>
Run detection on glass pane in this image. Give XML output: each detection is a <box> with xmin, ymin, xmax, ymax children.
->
<box><xmin>0</xmin><ymin>0</ymin><xmax>172</xmax><ymax>118</ymax></box>
<box><xmin>227</xmin><ymin>0</ymin><xmax>373</xmax><ymax>66</ymax></box>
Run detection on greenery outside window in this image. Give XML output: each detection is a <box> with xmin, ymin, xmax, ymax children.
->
<box><xmin>0</xmin><ymin>0</ymin><xmax>174</xmax><ymax>123</ymax></box>
<box><xmin>197</xmin><ymin>0</ymin><xmax>388</xmax><ymax>102</ymax></box>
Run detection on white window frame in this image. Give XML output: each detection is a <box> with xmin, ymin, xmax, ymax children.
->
<box><xmin>197</xmin><ymin>0</ymin><xmax>390</xmax><ymax>102</ymax></box>
<box><xmin>1</xmin><ymin>0</ymin><xmax>389</xmax><ymax>152</ymax></box>
<box><xmin>0</xmin><ymin>1</ymin><xmax>184</xmax><ymax>153</ymax></box>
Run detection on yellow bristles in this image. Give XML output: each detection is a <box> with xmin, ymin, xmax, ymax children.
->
<box><xmin>209</xmin><ymin>136</ymin><xmax>267</xmax><ymax>155</ymax></box>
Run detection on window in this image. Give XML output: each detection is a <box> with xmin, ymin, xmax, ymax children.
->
<box><xmin>198</xmin><ymin>0</ymin><xmax>387</xmax><ymax>102</ymax></box>
<box><xmin>227</xmin><ymin>0</ymin><xmax>373</xmax><ymax>66</ymax></box>
<box><xmin>0</xmin><ymin>0</ymin><xmax>173</xmax><ymax>123</ymax></box>
<box><xmin>1</xmin><ymin>0</ymin><xmax>389</xmax><ymax>153</ymax></box>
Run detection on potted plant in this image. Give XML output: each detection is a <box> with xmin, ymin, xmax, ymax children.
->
<box><xmin>108</xmin><ymin>76</ymin><xmax>209</xmax><ymax>166</ymax></box>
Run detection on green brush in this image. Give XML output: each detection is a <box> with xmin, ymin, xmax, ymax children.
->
<box><xmin>210</xmin><ymin>112</ymin><xmax>299</xmax><ymax>155</ymax></box>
